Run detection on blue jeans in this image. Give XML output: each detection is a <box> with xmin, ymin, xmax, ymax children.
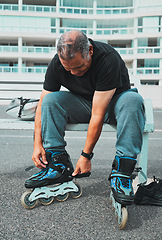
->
<box><xmin>41</xmin><ymin>89</ymin><xmax>145</xmax><ymax>159</ymax></box>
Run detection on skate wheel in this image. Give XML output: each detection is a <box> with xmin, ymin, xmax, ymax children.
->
<box><xmin>21</xmin><ymin>190</ymin><xmax>38</xmax><ymax>209</ymax></box>
<box><xmin>39</xmin><ymin>196</ymin><xmax>54</xmax><ymax>206</ymax></box>
<box><xmin>70</xmin><ymin>183</ymin><xmax>82</xmax><ymax>199</ymax></box>
<box><xmin>56</xmin><ymin>192</ymin><xmax>69</xmax><ymax>202</ymax></box>
<box><xmin>118</xmin><ymin>207</ymin><xmax>128</xmax><ymax>230</ymax></box>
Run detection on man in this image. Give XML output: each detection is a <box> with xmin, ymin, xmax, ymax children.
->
<box><xmin>26</xmin><ymin>30</ymin><xmax>145</xmax><ymax>205</ymax></box>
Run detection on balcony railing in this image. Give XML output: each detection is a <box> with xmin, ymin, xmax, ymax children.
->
<box><xmin>96</xmin><ymin>7</ymin><xmax>134</xmax><ymax>15</ymax></box>
<box><xmin>59</xmin><ymin>6</ymin><xmax>93</xmax><ymax>15</ymax></box>
<box><xmin>59</xmin><ymin>27</ymin><xmax>134</xmax><ymax>35</ymax></box>
<box><xmin>137</xmin><ymin>67</ymin><xmax>160</xmax><ymax>75</ymax></box>
<box><xmin>0</xmin><ymin>66</ymin><xmax>47</xmax><ymax>74</ymax></box>
<box><xmin>0</xmin><ymin>4</ymin><xmax>134</xmax><ymax>15</ymax></box>
<box><xmin>0</xmin><ymin>66</ymin><xmax>18</xmax><ymax>73</ymax></box>
<box><xmin>137</xmin><ymin>47</ymin><xmax>161</xmax><ymax>54</ymax></box>
<box><xmin>22</xmin><ymin>46</ymin><xmax>56</xmax><ymax>54</ymax></box>
<box><xmin>1</xmin><ymin>66</ymin><xmax>161</xmax><ymax>76</ymax></box>
<box><xmin>0</xmin><ymin>46</ymin><xmax>18</xmax><ymax>52</ymax></box>
<box><xmin>21</xmin><ymin>67</ymin><xmax>47</xmax><ymax>74</ymax></box>
<box><xmin>0</xmin><ymin>26</ymin><xmax>56</xmax><ymax>33</ymax></box>
<box><xmin>22</xmin><ymin>5</ymin><xmax>56</xmax><ymax>13</ymax></box>
<box><xmin>0</xmin><ymin>4</ymin><xmax>18</xmax><ymax>11</ymax></box>
<box><xmin>115</xmin><ymin>48</ymin><xmax>134</xmax><ymax>55</ymax></box>
<box><xmin>1</xmin><ymin>45</ymin><xmax>162</xmax><ymax>58</ymax></box>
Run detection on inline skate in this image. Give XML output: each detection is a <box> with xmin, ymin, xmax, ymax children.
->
<box><xmin>21</xmin><ymin>151</ymin><xmax>90</xmax><ymax>209</ymax></box>
<box><xmin>109</xmin><ymin>156</ymin><xmax>137</xmax><ymax>229</ymax></box>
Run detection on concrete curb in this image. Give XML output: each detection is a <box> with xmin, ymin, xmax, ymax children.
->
<box><xmin>0</xmin><ymin>119</ymin><xmax>34</xmax><ymax>130</ymax></box>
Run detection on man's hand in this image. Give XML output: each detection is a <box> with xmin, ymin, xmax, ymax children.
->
<box><xmin>72</xmin><ymin>155</ymin><xmax>91</xmax><ymax>176</ymax></box>
<box><xmin>32</xmin><ymin>144</ymin><xmax>48</xmax><ymax>169</ymax></box>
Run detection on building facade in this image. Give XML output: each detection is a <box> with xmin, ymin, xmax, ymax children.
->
<box><xmin>0</xmin><ymin>0</ymin><xmax>162</xmax><ymax>108</ymax></box>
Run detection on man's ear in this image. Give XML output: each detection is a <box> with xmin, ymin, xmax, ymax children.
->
<box><xmin>89</xmin><ymin>45</ymin><xmax>93</xmax><ymax>56</ymax></box>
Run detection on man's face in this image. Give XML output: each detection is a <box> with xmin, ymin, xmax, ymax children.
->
<box><xmin>59</xmin><ymin>51</ymin><xmax>92</xmax><ymax>77</ymax></box>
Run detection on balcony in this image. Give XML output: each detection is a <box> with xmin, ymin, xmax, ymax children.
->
<box><xmin>137</xmin><ymin>67</ymin><xmax>160</xmax><ymax>75</ymax></box>
<box><xmin>0</xmin><ymin>46</ymin><xmax>18</xmax><ymax>53</ymax></box>
<box><xmin>0</xmin><ymin>66</ymin><xmax>18</xmax><ymax>73</ymax></box>
<box><xmin>0</xmin><ymin>66</ymin><xmax>47</xmax><ymax>74</ymax></box>
<box><xmin>22</xmin><ymin>46</ymin><xmax>56</xmax><ymax>54</ymax></box>
<box><xmin>137</xmin><ymin>47</ymin><xmax>161</xmax><ymax>54</ymax></box>
<box><xmin>0</xmin><ymin>4</ymin><xmax>134</xmax><ymax>16</ymax></box>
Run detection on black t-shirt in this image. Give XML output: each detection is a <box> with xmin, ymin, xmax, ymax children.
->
<box><xmin>43</xmin><ymin>39</ymin><xmax>130</xmax><ymax>101</ymax></box>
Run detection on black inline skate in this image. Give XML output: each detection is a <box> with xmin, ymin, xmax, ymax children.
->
<box><xmin>21</xmin><ymin>151</ymin><xmax>90</xmax><ymax>209</ymax></box>
<box><xmin>109</xmin><ymin>156</ymin><xmax>137</xmax><ymax>206</ymax></box>
<box><xmin>109</xmin><ymin>156</ymin><xmax>137</xmax><ymax>229</ymax></box>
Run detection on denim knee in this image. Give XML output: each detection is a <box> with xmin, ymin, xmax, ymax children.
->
<box><xmin>115</xmin><ymin>92</ymin><xmax>145</xmax><ymax>115</ymax></box>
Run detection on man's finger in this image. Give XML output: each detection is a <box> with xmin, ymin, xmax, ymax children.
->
<box><xmin>72</xmin><ymin>167</ymin><xmax>81</xmax><ymax>176</ymax></box>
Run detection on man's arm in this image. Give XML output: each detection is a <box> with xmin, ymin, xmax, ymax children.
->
<box><xmin>32</xmin><ymin>89</ymin><xmax>52</xmax><ymax>169</ymax></box>
<box><xmin>72</xmin><ymin>88</ymin><xmax>116</xmax><ymax>175</ymax></box>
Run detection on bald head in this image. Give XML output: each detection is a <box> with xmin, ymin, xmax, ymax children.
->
<box><xmin>57</xmin><ymin>30</ymin><xmax>91</xmax><ymax>61</ymax></box>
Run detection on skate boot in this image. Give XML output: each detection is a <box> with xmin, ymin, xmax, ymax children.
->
<box><xmin>21</xmin><ymin>151</ymin><xmax>91</xmax><ymax>209</ymax></box>
<box><xmin>25</xmin><ymin>151</ymin><xmax>74</xmax><ymax>188</ymax></box>
<box><xmin>109</xmin><ymin>156</ymin><xmax>137</xmax><ymax>206</ymax></box>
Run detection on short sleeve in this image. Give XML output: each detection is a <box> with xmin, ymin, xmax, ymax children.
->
<box><xmin>43</xmin><ymin>56</ymin><xmax>61</xmax><ymax>92</ymax></box>
<box><xmin>95</xmin><ymin>53</ymin><xmax>122</xmax><ymax>91</ymax></box>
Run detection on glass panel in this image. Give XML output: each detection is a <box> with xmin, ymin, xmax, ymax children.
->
<box><xmin>22</xmin><ymin>6</ymin><xmax>27</xmax><ymax>11</ymax></box>
<box><xmin>36</xmin><ymin>7</ymin><xmax>42</xmax><ymax>12</ymax></box>
<box><xmin>113</xmin><ymin>9</ymin><xmax>120</xmax><ymax>14</ymax></box>
<box><xmin>97</xmin><ymin>10</ymin><xmax>103</xmax><ymax>14</ymax></box>
<box><xmin>67</xmin><ymin>9</ymin><xmax>73</xmax><ymax>13</ymax></box>
<box><xmin>104</xmin><ymin>30</ymin><xmax>111</xmax><ymax>34</ymax></box>
<box><xmin>60</xmin><ymin>8</ymin><xmax>65</xmax><ymax>13</ymax></box>
<box><xmin>13</xmin><ymin>6</ymin><xmax>18</xmax><ymax>11</ymax></box>
<box><xmin>74</xmin><ymin>9</ymin><xmax>80</xmax><ymax>13</ymax></box>
<box><xmin>81</xmin><ymin>9</ymin><xmax>87</xmax><ymax>14</ymax></box>
<box><xmin>121</xmin><ymin>9</ymin><xmax>128</xmax><ymax>14</ymax></box>
<box><xmin>104</xmin><ymin>10</ymin><xmax>111</xmax><ymax>14</ymax></box>
<box><xmin>96</xmin><ymin>30</ymin><xmax>102</xmax><ymax>35</ymax></box>
<box><xmin>44</xmin><ymin>7</ymin><xmax>50</xmax><ymax>12</ymax></box>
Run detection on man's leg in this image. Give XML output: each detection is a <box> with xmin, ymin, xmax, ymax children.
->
<box><xmin>25</xmin><ymin>91</ymin><xmax>92</xmax><ymax>188</ymax></box>
<box><xmin>108</xmin><ymin>90</ymin><xmax>145</xmax><ymax>205</ymax></box>
<box><xmin>41</xmin><ymin>91</ymin><xmax>92</xmax><ymax>151</ymax></box>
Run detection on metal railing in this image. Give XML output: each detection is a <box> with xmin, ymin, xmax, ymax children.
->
<box><xmin>0</xmin><ymin>4</ymin><xmax>134</xmax><ymax>15</ymax></box>
<box><xmin>22</xmin><ymin>46</ymin><xmax>56</xmax><ymax>54</ymax></box>
<box><xmin>21</xmin><ymin>67</ymin><xmax>47</xmax><ymax>74</ymax></box>
<box><xmin>137</xmin><ymin>47</ymin><xmax>161</xmax><ymax>54</ymax></box>
<box><xmin>137</xmin><ymin>67</ymin><xmax>160</xmax><ymax>75</ymax></box>
<box><xmin>0</xmin><ymin>66</ymin><xmax>18</xmax><ymax>73</ymax></box>
<box><xmin>0</xmin><ymin>66</ymin><xmax>47</xmax><ymax>74</ymax></box>
<box><xmin>0</xmin><ymin>46</ymin><xmax>18</xmax><ymax>52</ymax></box>
<box><xmin>1</xmin><ymin>66</ymin><xmax>161</xmax><ymax>75</ymax></box>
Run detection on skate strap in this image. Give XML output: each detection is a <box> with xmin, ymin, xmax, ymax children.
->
<box><xmin>18</xmin><ymin>97</ymin><xmax>30</xmax><ymax>118</ymax></box>
<box><xmin>134</xmin><ymin>167</ymin><xmax>147</xmax><ymax>184</ymax></box>
<box><xmin>74</xmin><ymin>172</ymin><xmax>91</xmax><ymax>178</ymax></box>
<box><xmin>109</xmin><ymin>172</ymin><xmax>131</xmax><ymax>179</ymax></box>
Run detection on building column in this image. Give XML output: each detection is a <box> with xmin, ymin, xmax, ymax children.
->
<box><xmin>56</xmin><ymin>18</ymin><xmax>60</xmax><ymax>34</ymax></box>
<box><xmin>18</xmin><ymin>37</ymin><xmax>22</xmax><ymax>74</ymax></box>
<box><xmin>160</xmin><ymin>38</ymin><xmax>162</xmax><ymax>53</ymax></box>
<box><xmin>133</xmin><ymin>59</ymin><xmax>137</xmax><ymax>76</ymax></box>
<box><xmin>93</xmin><ymin>0</ymin><xmax>97</xmax><ymax>15</ymax></box>
<box><xmin>93</xmin><ymin>20</ymin><xmax>96</xmax><ymax>36</ymax></box>
<box><xmin>18</xmin><ymin>0</ymin><xmax>23</xmax><ymax>11</ymax></box>
<box><xmin>132</xmin><ymin>38</ymin><xmax>138</xmax><ymax>75</ymax></box>
<box><xmin>56</xmin><ymin>0</ymin><xmax>59</xmax><ymax>13</ymax></box>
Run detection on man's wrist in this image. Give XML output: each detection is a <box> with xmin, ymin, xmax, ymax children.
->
<box><xmin>81</xmin><ymin>150</ymin><xmax>94</xmax><ymax>160</ymax></box>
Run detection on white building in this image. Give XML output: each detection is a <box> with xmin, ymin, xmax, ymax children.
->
<box><xmin>0</xmin><ymin>0</ymin><xmax>162</xmax><ymax>108</ymax></box>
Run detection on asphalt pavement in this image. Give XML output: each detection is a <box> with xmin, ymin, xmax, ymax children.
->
<box><xmin>0</xmin><ymin>105</ymin><xmax>162</xmax><ymax>240</ymax></box>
